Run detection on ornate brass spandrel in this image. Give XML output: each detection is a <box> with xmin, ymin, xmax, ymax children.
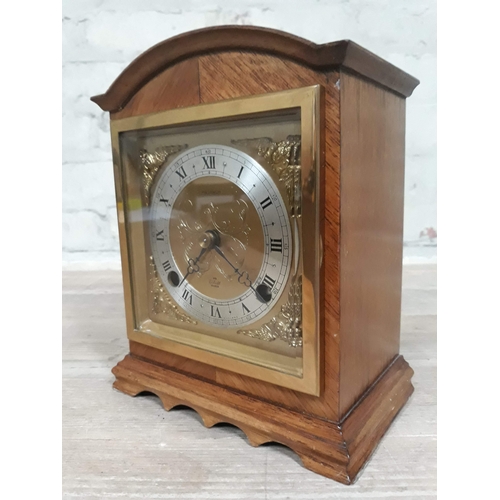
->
<box><xmin>232</xmin><ymin>135</ymin><xmax>302</xmax><ymax>217</ymax></box>
<box><xmin>237</xmin><ymin>275</ymin><xmax>302</xmax><ymax>348</ymax></box>
<box><xmin>149</xmin><ymin>256</ymin><xmax>197</xmax><ymax>324</ymax></box>
<box><xmin>140</xmin><ymin>145</ymin><xmax>187</xmax><ymax>204</ymax></box>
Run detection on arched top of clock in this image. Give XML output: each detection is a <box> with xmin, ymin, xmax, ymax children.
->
<box><xmin>91</xmin><ymin>25</ymin><xmax>419</xmax><ymax>112</ymax></box>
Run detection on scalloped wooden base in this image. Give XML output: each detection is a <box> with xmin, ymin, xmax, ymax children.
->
<box><xmin>112</xmin><ymin>354</ymin><xmax>413</xmax><ymax>484</ymax></box>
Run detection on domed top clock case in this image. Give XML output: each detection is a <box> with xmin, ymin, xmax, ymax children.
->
<box><xmin>91</xmin><ymin>26</ymin><xmax>419</xmax><ymax>484</ymax></box>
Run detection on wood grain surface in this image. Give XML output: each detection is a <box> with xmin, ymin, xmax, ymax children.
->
<box><xmin>110</xmin><ymin>58</ymin><xmax>201</xmax><ymax>120</ymax></box>
<box><xmin>91</xmin><ymin>26</ymin><xmax>419</xmax><ymax>112</ymax></box>
<box><xmin>111</xmin><ymin>349</ymin><xmax>412</xmax><ymax>484</ymax></box>
<box><xmin>62</xmin><ymin>265</ymin><xmax>436</xmax><ymax>498</ymax></box>
<box><xmin>338</xmin><ymin>72</ymin><xmax>407</xmax><ymax>417</ymax></box>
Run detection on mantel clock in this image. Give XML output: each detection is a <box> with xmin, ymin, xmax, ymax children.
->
<box><xmin>92</xmin><ymin>26</ymin><xmax>419</xmax><ymax>484</ymax></box>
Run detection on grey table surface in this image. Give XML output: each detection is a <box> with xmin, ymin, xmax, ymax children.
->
<box><xmin>62</xmin><ymin>264</ymin><xmax>437</xmax><ymax>499</ymax></box>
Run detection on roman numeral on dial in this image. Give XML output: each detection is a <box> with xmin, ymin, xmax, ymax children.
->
<box><xmin>162</xmin><ymin>260</ymin><xmax>172</xmax><ymax>272</ymax></box>
<box><xmin>260</xmin><ymin>196</ymin><xmax>273</xmax><ymax>210</ymax></box>
<box><xmin>242</xmin><ymin>302</ymin><xmax>250</xmax><ymax>314</ymax></box>
<box><xmin>159</xmin><ymin>198</ymin><xmax>169</xmax><ymax>207</ymax></box>
<box><xmin>156</xmin><ymin>230</ymin><xmax>164</xmax><ymax>241</ymax></box>
<box><xmin>262</xmin><ymin>274</ymin><xmax>276</xmax><ymax>289</ymax></box>
<box><xmin>175</xmin><ymin>166</ymin><xmax>187</xmax><ymax>179</ymax></box>
<box><xmin>211</xmin><ymin>306</ymin><xmax>222</xmax><ymax>318</ymax></box>
<box><xmin>202</xmin><ymin>156</ymin><xmax>216</xmax><ymax>169</ymax></box>
<box><xmin>270</xmin><ymin>238</ymin><xmax>283</xmax><ymax>252</ymax></box>
<box><xmin>181</xmin><ymin>289</ymin><xmax>193</xmax><ymax>305</ymax></box>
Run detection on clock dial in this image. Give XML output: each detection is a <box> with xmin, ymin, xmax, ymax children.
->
<box><xmin>150</xmin><ymin>145</ymin><xmax>292</xmax><ymax>328</ymax></box>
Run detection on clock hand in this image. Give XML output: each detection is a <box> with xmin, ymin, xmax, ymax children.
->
<box><xmin>213</xmin><ymin>244</ymin><xmax>272</xmax><ymax>303</ymax></box>
<box><xmin>213</xmin><ymin>244</ymin><xmax>256</xmax><ymax>292</ymax></box>
<box><xmin>179</xmin><ymin>230</ymin><xmax>220</xmax><ymax>286</ymax></box>
<box><xmin>179</xmin><ymin>248</ymin><xmax>206</xmax><ymax>286</ymax></box>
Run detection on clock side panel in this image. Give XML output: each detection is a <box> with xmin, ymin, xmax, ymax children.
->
<box><xmin>338</xmin><ymin>72</ymin><xmax>407</xmax><ymax>419</ymax></box>
<box><xmin>110</xmin><ymin>52</ymin><xmax>342</xmax><ymax>422</ymax></box>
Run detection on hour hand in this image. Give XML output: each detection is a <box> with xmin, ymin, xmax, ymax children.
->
<box><xmin>179</xmin><ymin>230</ymin><xmax>220</xmax><ymax>286</ymax></box>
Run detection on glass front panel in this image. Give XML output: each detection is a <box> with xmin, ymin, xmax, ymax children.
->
<box><xmin>111</xmin><ymin>86</ymin><xmax>322</xmax><ymax>393</ymax></box>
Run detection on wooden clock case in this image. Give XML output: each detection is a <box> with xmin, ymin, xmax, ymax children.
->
<box><xmin>92</xmin><ymin>26</ymin><xmax>419</xmax><ymax>484</ymax></box>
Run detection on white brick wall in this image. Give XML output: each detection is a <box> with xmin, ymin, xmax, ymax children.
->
<box><xmin>62</xmin><ymin>0</ymin><xmax>436</xmax><ymax>266</ymax></box>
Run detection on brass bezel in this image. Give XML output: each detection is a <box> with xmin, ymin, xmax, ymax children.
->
<box><xmin>110</xmin><ymin>85</ymin><xmax>323</xmax><ymax>396</ymax></box>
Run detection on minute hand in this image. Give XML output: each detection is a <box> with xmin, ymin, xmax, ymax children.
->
<box><xmin>213</xmin><ymin>245</ymin><xmax>255</xmax><ymax>291</ymax></box>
